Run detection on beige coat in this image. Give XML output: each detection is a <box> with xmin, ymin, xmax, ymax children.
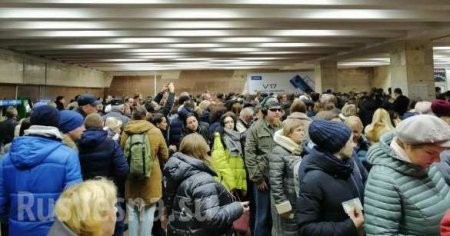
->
<box><xmin>121</xmin><ymin>120</ymin><xmax>169</xmax><ymax>205</ymax></box>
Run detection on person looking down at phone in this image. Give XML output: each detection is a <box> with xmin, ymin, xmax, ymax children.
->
<box><xmin>364</xmin><ymin>114</ymin><xmax>450</xmax><ymax>236</ymax></box>
<box><xmin>297</xmin><ymin>120</ymin><xmax>366</xmax><ymax>236</ymax></box>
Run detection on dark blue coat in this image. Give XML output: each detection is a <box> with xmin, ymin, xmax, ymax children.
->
<box><xmin>168</xmin><ymin>107</ymin><xmax>192</xmax><ymax>148</ymax></box>
<box><xmin>0</xmin><ymin>135</ymin><xmax>82</xmax><ymax>236</ymax></box>
<box><xmin>78</xmin><ymin>129</ymin><xmax>129</xmax><ymax>182</ymax></box>
<box><xmin>296</xmin><ymin>147</ymin><xmax>366</xmax><ymax>236</ymax></box>
<box><xmin>163</xmin><ymin>152</ymin><xmax>243</xmax><ymax>236</ymax></box>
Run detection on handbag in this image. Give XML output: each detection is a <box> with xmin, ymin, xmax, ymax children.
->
<box><xmin>231</xmin><ymin>192</ymin><xmax>250</xmax><ymax>233</ymax></box>
<box><xmin>233</xmin><ymin>210</ymin><xmax>250</xmax><ymax>233</ymax></box>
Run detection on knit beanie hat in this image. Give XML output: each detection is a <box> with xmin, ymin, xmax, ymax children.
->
<box><xmin>59</xmin><ymin>110</ymin><xmax>84</xmax><ymax>134</ymax></box>
<box><xmin>309</xmin><ymin>119</ymin><xmax>352</xmax><ymax>153</ymax></box>
<box><xmin>431</xmin><ymin>99</ymin><xmax>450</xmax><ymax>117</ymax></box>
<box><xmin>30</xmin><ymin>105</ymin><xmax>60</xmax><ymax>128</ymax></box>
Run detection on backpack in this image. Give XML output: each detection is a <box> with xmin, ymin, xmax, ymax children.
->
<box><xmin>124</xmin><ymin>132</ymin><xmax>152</xmax><ymax>179</ymax></box>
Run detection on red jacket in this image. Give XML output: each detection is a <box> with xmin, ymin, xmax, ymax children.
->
<box><xmin>441</xmin><ymin>210</ymin><xmax>450</xmax><ymax>236</ymax></box>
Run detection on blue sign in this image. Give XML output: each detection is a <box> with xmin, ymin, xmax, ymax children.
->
<box><xmin>251</xmin><ymin>76</ymin><xmax>262</xmax><ymax>80</ymax></box>
<box><xmin>0</xmin><ymin>100</ymin><xmax>22</xmax><ymax>106</ymax></box>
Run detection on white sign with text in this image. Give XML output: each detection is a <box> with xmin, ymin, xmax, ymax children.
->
<box><xmin>246</xmin><ymin>72</ymin><xmax>315</xmax><ymax>94</ymax></box>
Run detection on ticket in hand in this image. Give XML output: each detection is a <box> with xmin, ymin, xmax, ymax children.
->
<box><xmin>341</xmin><ymin>198</ymin><xmax>363</xmax><ymax>214</ymax></box>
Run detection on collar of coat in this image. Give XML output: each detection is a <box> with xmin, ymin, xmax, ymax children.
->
<box><xmin>273</xmin><ymin>130</ymin><xmax>301</xmax><ymax>155</ymax></box>
<box><xmin>367</xmin><ymin>131</ymin><xmax>427</xmax><ymax>177</ymax></box>
<box><xmin>25</xmin><ymin>125</ymin><xmax>63</xmax><ymax>140</ymax></box>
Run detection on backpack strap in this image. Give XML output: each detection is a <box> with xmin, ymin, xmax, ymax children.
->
<box><xmin>141</xmin><ymin>133</ymin><xmax>147</xmax><ymax>176</ymax></box>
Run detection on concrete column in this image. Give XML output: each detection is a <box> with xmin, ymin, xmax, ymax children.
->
<box><xmin>390</xmin><ymin>40</ymin><xmax>435</xmax><ymax>101</ymax></box>
<box><xmin>314</xmin><ymin>60</ymin><xmax>338</xmax><ymax>93</ymax></box>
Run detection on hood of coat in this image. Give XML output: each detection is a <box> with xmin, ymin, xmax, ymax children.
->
<box><xmin>367</xmin><ymin>131</ymin><xmax>427</xmax><ymax>177</ymax></box>
<box><xmin>304</xmin><ymin>147</ymin><xmax>354</xmax><ymax>179</ymax></box>
<box><xmin>164</xmin><ymin>152</ymin><xmax>217</xmax><ymax>182</ymax></box>
<box><xmin>123</xmin><ymin>120</ymin><xmax>153</xmax><ymax>134</ymax></box>
<box><xmin>273</xmin><ymin>130</ymin><xmax>301</xmax><ymax>155</ymax></box>
<box><xmin>8</xmin><ymin>135</ymin><xmax>63</xmax><ymax>169</ymax></box>
<box><xmin>78</xmin><ymin>128</ymin><xmax>108</xmax><ymax>147</ymax></box>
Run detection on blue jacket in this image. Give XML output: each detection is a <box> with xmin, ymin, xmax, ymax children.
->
<box><xmin>0</xmin><ymin>134</ymin><xmax>82</xmax><ymax>236</ymax></box>
<box><xmin>78</xmin><ymin>129</ymin><xmax>129</xmax><ymax>181</ymax></box>
<box><xmin>169</xmin><ymin>107</ymin><xmax>192</xmax><ymax>148</ymax></box>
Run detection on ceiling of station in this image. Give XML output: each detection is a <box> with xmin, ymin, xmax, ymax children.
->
<box><xmin>0</xmin><ymin>0</ymin><xmax>450</xmax><ymax>72</ymax></box>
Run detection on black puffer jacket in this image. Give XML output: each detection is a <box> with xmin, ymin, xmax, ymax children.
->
<box><xmin>77</xmin><ymin>129</ymin><xmax>129</xmax><ymax>183</ymax></box>
<box><xmin>163</xmin><ymin>152</ymin><xmax>243</xmax><ymax>236</ymax></box>
<box><xmin>296</xmin><ymin>147</ymin><xmax>365</xmax><ymax>236</ymax></box>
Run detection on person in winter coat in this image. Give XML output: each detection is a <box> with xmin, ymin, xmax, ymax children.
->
<box><xmin>364</xmin><ymin>114</ymin><xmax>450</xmax><ymax>236</ymax></box>
<box><xmin>245</xmin><ymin>96</ymin><xmax>283</xmax><ymax>236</ymax></box>
<box><xmin>180</xmin><ymin>113</ymin><xmax>210</xmax><ymax>145</ymax></box>
<box><xmin>78</xmin><ymin>113</ymin><xmax>129</xmax><ymax>236</ymax></box>
<box><xmin>297</xmin><ymin>120</ymin><xmax>365</xmax><ymax>236</ymax></box>
<box><xmin>211</xmin><ymin>112</ymin><xmax>247</xmax><ymax>195</ymax></box>
<box><xmin>345</xmin><ymin>116</ymin><xmax>371</xmax><ymax>171</ymax></box>
<box><xmin>0</xmin><ymin>106</ymin><xmax>17</xmax><ymax>150</ymax></box>
<box><xmin>48</xmin><ymin>178</ymin><xmax>118</xmax><ymax>236</ymax></box>
<box><xmin>169</xmin><ymin>100</ymin><xmax>195</xmax><ymax>148</ymax></box>
<box><xmin>163</xmin><ymin>133</ymin><xmax>249</xmax><ymax>236</ymax></box>
<box><xmin>78</xmin><ymin>113</ymin><xmax>129</xmax><ymax>181</ymax></box>
<box><xmin>120</xmin><ymin>106</ymin><xmax>169</xmax><ymax>236</ymax></box>
<box><xmin>0</xmin><ymin>105</ymin><xmax>82</xmax><ymax>236</ymax></box>
<box><xmin>364</xmin><ymin>108</ymin><xmax>394</xmax><ymax>144</ymax></box>
<box><xmin>441</xmin><ymin>210</ymin><xmax>450</xmax><ymax>236</ymax></box>
<box><xmin>269</xmin><ymin>118</ymin><xmax>308</xmax><ymax>236</ymax></box>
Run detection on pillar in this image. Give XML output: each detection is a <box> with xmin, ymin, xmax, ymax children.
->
<box><xmin>390</xmin><ymin>40</ymin><xmax>435</xmax><ymax>101</ymax></box>
<box><xmin>314</xmin><ymin>60</ymin><xmax>338</xmax><ymax>93</ymax></box>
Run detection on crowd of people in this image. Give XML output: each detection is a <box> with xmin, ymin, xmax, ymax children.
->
<box><xmin>1</xmin><ymin>83</ymin><xmax>450</xmax><ymax>236</ymax></box>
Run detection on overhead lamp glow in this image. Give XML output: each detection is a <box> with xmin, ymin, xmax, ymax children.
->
<box><xmin>434</xmin><ymin>47</ymin><xmax>450</xmax><ymax>51</ymax></box>
<box><xmin>278</xmin><ymin>30</ymin><xmax>338</xmax><ymax>37</ymax></box>
<box><xmin>128</xmin><ymin>48</ymin><xmax>179</xmax><ymax>53</ymax></box>
<box><xmin>218</xmin><ymin>37</ymin><xmax>276</xmax><ymax>43</ymax></box>
<box><xmin>259</xmin><ymin>42</ymin><xmax>338</xmax><ymax>47</ymax></box>
<box><xmin>70</xmin><ymin>44</ymin><xmax>132</xmax><ymax>49</ymax></box>
<box><xmin>114</xmin><ymin>38</ymin><xmax>178</xmax><ymax>43</ymax></box>
<box><xmin>164</xmin><ymin>21</ymin><xmax>233</xmax><ymax>29</ymax></box>
<box><xmin>97</xmin><ymin>59</ymin><xmax>149</xmax><ymax>62</ymax></box>
<box><xmin>45</xmin><ymin>30</ymin><xmax>118</xmax><ymax>37</ymax></box>
<box><xmin>169</xmin><ymin>43</ymin><xmax>222</xmax><ymax>48</ymax></box>
<box><xmin>209</xmin><ymin>48</ymin><xmax>260</xmax><ymax>52</ymax></box>
<box><xmin>248</xmin><ymin>51</ymin><xmax>304</xmax><ymax>55</ymax></box>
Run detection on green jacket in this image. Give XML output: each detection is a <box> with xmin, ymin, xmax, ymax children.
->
<box><xmin>244</xmin><ymin>119</ymin><xmax>282</xmax><ymax>184</ymax></box>
<box><xmin>364</xmin><ymin>132</ymin><xmax>450</xmax><ymax>236</ymax></box>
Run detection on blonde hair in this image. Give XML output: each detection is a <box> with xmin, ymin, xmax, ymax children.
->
<box><xmin>341</xmin><ymin>104</ymin><xmax>357</xmax><ymax>117</ymax></box>
<box><xmin>345</xmin><ymin>116</ymin><xmax>363</xmax><ymax>130</ymax></box>
<box><xmin>104</xmin><ymin>117</ymin><xmax>122</xmax><ymax>130</ymax></box>
<box><xmin>54</xmin><ymin>178</ymin><xmax>117</xmax><ymax>236</ymax></box>
<box><xmin>180</xmin><ymin>133</ymin><xmax>210</xmax><ymax>165</ymax></box>
<box><xmin>282</xmin><ymin>118</ymin><xmax>308</xmax><ymax>137</ymax></box>
<box><xmin>364</xmin><ymin>108</ymin><xmax>394</xmax><ymax>143</ymax></box>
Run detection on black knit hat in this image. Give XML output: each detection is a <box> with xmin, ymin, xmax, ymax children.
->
<box><xmin>30</xmin><ymin>105</ymin><xmax>60</xmax><ymax>128</ymax></box>
<box><xmin>309</xmin><ymin>120</ymin><xmax>351</xmax><ymax>153</ymax></box>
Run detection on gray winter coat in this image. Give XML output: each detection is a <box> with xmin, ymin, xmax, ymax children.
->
<box><xmin>269</xmin><ymin>130</ymin><xmax>302</xmax><ymax>236</ymax></box>
<box><xmin>47</xmin><ymin>219</ymin><xmax>77</xmax><ymax>236</ymax></box>
<box><xmin>364</xmin><ymin>132</ymin><xmax>450</xmax><ymax>236</ymax></box>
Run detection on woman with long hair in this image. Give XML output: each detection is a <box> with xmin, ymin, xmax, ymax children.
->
<box><xmin>163</xmin><ymin>133</ymin><xmax>248</xmax><ymax>236</ymax></box>
<box><xmin>364</xmin><ymin>108</ymin><xmax>394</xmax><ymax>144</ymax></box>
<box><xmin>211</xmin><ymin>112</ymin><xmax>247</xmax><ymax>195</ymax></box>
